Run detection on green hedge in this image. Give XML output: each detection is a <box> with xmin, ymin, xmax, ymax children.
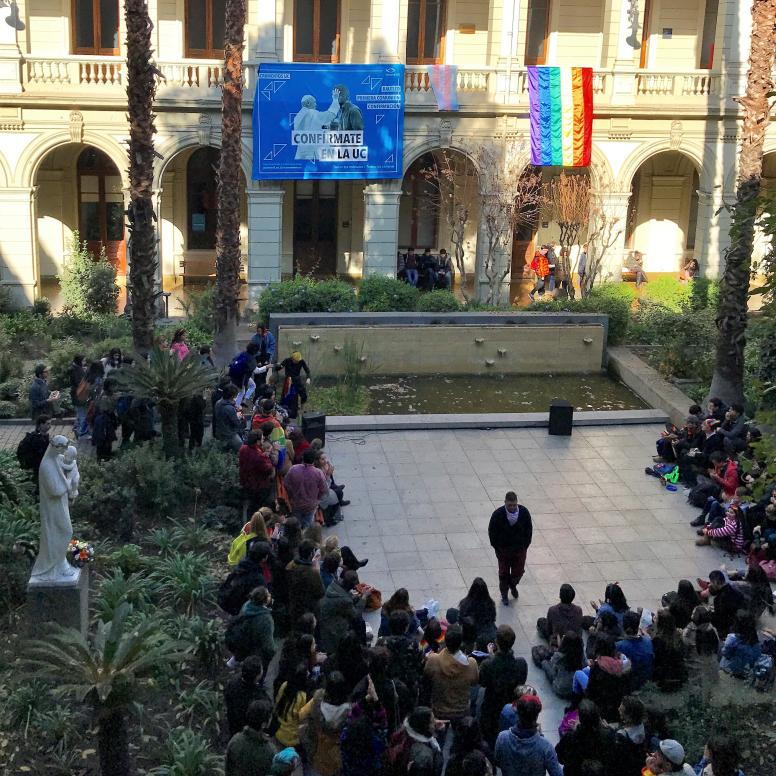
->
<box><xmin>358</xmin><ymin>276</ymin><xmax>420</xmax><ymax>312</ymax></box>
<box><xmin>257</xmin><ymin>276</ymin><xmax>357</xmax><ymax>325</ymax></box>
<box><xmin>416</xmin><ymin>290</ymin><xmax>462</xmax><ymax>312</ymax></box>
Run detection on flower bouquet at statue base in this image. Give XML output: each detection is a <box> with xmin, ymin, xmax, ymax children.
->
<box><xmin>67</xmin><ymin>538</ymin><xmax>95</xmax><ymax>569</ymax></box>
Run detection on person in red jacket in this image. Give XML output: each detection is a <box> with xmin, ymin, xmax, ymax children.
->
<box><xmin>238</xmin><ymin>430</ymin><xmax>275</xmax><ymax>516</ymax></box>
<box><xmin>528</xmin><ymin>247</ymin><xmax>550</xmax><ymax>301</ymax></box>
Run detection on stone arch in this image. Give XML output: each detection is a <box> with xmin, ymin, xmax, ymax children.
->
<box><xmin>617</xmin><ymin>139</ymin><xmax>707</xmax><ymax>192</ymax></box>
<box><xmin>16</xmin><ymin>131</ymin><xmax>128</xmax><ymax>189</ymax></box>
<box><xmin>0</xmin><ymin>150</ymin><xmax>10</xmax><ymax>187</ymax></box>
<box><xmin>154</xmin><ymin>133</ymin><xmax>253</xmax><ymax>189</ymax></box>
<box><xmin>402</xmin><ymin>137</ymin><xmax>482</xmax><ymax>178</ymax></box>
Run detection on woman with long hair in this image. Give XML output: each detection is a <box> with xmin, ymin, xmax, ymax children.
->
<box><xmin>720</xmin><ymin>610</ymin><xmax>762</xmax><ymax>678</ymax></box>
<box><xmin>540</xmin><ymin>630</ymin><xmax>586</xmax><ymax>699</ymax></box>
<box><xmin>227</xmin><ymin>507</ymin><xmax>273</xmax><ymax>566</ymax></box>
<box><xmin>459</xmin><ymin>577</ymin><xmax>497</xmax><ymax>644</ymax></box>
<box><xmin>379</xmin><ymin>588</ymin><xmax>420</xmax><ymax>637</ymax></box>
<box><xmin>169</xmin><ymin>328</ymin><xmax>189</xmax><ymax>361</ymax></box>
<box><xmin>445</xmin><ymin>717</ymin><xmax>493</xmax><ymax>776</ymax></box>
<box><xmin>664</xmin><ymin>579</ymin><xmax>701</xmax><ymax>629</ymax></box>
<box><xmin>651</xmin><ymin>609</ymin><xmax>687</xmax><ymax>692</ymax></box>
<box><xmin>273</xmin><ymin>662</ymin><xmax>309</xmax><ymax>747</ymax></box>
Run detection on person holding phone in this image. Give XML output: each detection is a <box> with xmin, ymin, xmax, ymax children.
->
<box><xmin>29</xmin><ymin>363</ymin><xmax>61</xmax><ymax>422</ymax></box>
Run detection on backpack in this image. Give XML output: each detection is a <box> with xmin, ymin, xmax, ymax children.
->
<box><xmin>385</xmin><ymin>728</ymin><xmax>415</xmax><ymax>776</ymax></box>
<box><xmin>224</xmin><ymin>611</ymin><xmax>258</xmax><ymax>659</ymax></box>
<box><xmin>687</xmin><ymin>480</ymin><xmax>719</xmax><ymax>508</ymax></box>
<box><xmin>16</xmin><ymin>432</ymin><xmax>41</xmax><ymax>470</ymax></box>
<box><xmin>750</xmin><ymin>654</ymin><xmax>775</xmax><ymax>692</ymax></box>
<box><xmin>228</xmin><ymin>352</ymin><xmax>251</xmax><ymax>384</ymax></box>
<box><xmin>75</xmin><ymin>378</ymin><xmax>91</xmax><ymax>403</ymax></box>
<box><xmin>218</xmin><ymin>568</ymin><xmax>258</xmax><ymax>616</ymax></box>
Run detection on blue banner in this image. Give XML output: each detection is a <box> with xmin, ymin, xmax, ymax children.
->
<box><xmin>253</xmin><ymin>63</ymin><xmax>405</xmax><ymax>180</ymax></box>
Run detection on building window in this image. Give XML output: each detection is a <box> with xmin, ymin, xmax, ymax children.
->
<box><xmin>187</xmin><ymin>147</ymin><xmax>219</xmax><ymax>250</ymax></box>
<box><xmin>406</xmin><ymin>0</ymin><xmax>446</xmax><ymax>64</ymax></box>
<box><xmin>72</xmin><ymin>0</ymin><xmax>119</xmax><ymax>54</ymax></box>
<box><xmin>294</xmin><ymin>0</ymin><xmax>340</xmax><ymax>62</ymax></box>
<box><xmin>186</xmin><ymin>0</ymin><xmax>226</xmax><ymax>58</ymax></box>
<box><xmin>524</xmin><ymin>0</ymin><xmax>550</xmax><ymax>65</ymax></box>
<box><xmin>699</xmin><ymin>0</ymin><xmax>718</xmax><ymax>68</ymax></box>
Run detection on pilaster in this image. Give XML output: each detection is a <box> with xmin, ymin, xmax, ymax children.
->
<box><xmin>363</xmin><ymin>182</ymin><xmax>402</xmax><ymax>276</ymax></box>
<box><xmin>0</xmin><ymin>4</ymin><xmax>23</xmax><ymax>95</ymax></box>
<box><xmin>247</xmin><ymin>183</ymin><xmax>283</xmax><ymax>301</ymax></box>
<box><xmin>0</xmin><ymin>188</ymin><xmax>38</xmax><ymax>305</ymax></box>
<box><xmin>370</xmin><ymin>0</ymin><xmax>409</xmax><ymax>63</ymax></box>
<box><xmin>591</xmin><ymin>190</ymin><xmax>631</xmax><ymax>283</ymax></box>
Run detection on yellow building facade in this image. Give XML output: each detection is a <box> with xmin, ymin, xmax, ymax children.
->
<box><xmin>0</xmin><ymin>0</ymin><xmax>765</xmax><ymax>306</ymax></box>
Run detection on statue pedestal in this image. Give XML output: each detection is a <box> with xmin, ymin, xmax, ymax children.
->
<box><xmin>27</xmin><ymin>567</ymin><xmax>89</xmax><ymax>637</ymax></box>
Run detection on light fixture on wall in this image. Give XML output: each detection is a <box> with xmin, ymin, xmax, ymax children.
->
<box><xmin>0</xmin><ymin>0</ymin><xmax>24</xmax><ymax>30</ymax></box>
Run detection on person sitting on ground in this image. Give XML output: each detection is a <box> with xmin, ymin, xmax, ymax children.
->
<box><xmin>694</xmin><ymin>735</ymin><xmax>745</xmax><ymax>776</ymax></box>
<box><xmin>380</xmin><ymin>610</ymin><xmax>426</xmax><ymax>705</ymax></box>
<box><xmin>478</xmin><ymin>624</ymin><xmax>528</xmax><ymax>747</ymax></box>
<box><xmin>224</xmin><ymin>656</ymin><xmax>271</xmax><ymax>738</ymax></box>
<box><xmin>537</xmin><ymin>583</ymin><xmax>584</xmax><ymax>649</ymax></box>
<box><xmin>273</xmin><ymin>663</ymin><xmax>309</xmax><ymax>748</ymax></box>
<box><xmin>445</xmin><ymin>717</ymin><xmax>493</xmax><ymax>776</ymax></box>
<box><xmin>284</xmin><ymin>449</ymin><xmax>328</xmax><ymax>529</ymax></box>
<box><xmin>540</xmin><ymin>630</ymin><xmax>586</xmax><ymax>700</ymax></box>
<box><xmin>590</xmin><ymin>582</ymin><xmax>630</xmax><ymax>629</ymax></box>
<box><xmin>649</xmin><ymin>609</ymin><xmax>686</xmax><ymax>692</ymax></box>
<box><xmin>319</xmin><ymin>552</ymin><xmax>340</xmax><ymax>590</ymax></box>
<box><xmin>214</xmin><ymin>384</ymin><xmax>246</xmax><ymax>453</ymax></box>
<box><xmin>318</xmin><ymin>569</ymin><xmax>371</xmax><ymax>654</ymax></box>
<box><xmin>494</xmin><ymin>694</ymin><xmax>563</xmax><ymax>776</ymax></box>
<box><xmin>719</xmin><ymin>403</ymin><xmax>747</xmax><ymax>455</ymax></box>
<box><xmin>286</xmin><ymin>539</ymin><xmax>325</xmax><ymax>624</ymax></box>
<box><xmin>298</xmin><ymin>670</ymin><xmax>352</xmax><ymax>776</ymax></box>
<box><xmin>681</xmin><ymin>605</ymin><xmax>720</xmax><ymax>695</ymax></box>
<box><xmin>555</xmin><ymin>699</ymin><xmax>614</xmax><ymax>776</ymax></box>
<box><xmin>583</xmin><ymin>636</ymin><xmax>629</xmax><ymax>723</ymax></box>
<box><xmin>616</xmin><ymin>611</ymin><xmax>654</xmax><ymax>691</ymax></box>
<box><xmin>421</xmin><ymin>618</ymin><xmax>445</xmax><ymax>655</ymax></box>
<box><xmin>225</xmin><ymin>698</ymin><xmax>276</xmax><ymax>776</ymax></box>
<box><xmin>385</xmin><ymin>706</ymin><xmax>443</xmax><ymax>776</ymax></box>
<box><xmin>706</xmin><ymin>396</ymin><xmax>728</xmax><ymax>422</ymax></box>
<box><xmin>424</xmin><ymin>624</ymin><xmax>479</xmax><ymax>723</ymax></box>
<box><xmin>459</xmin><ymin>577</ymin><xmax>498</xmax><ymax>646</ymax></box>
<box><xmin>679</xmin><ymin>418</ymin><xmax>724</xmax><ymax>485</ymax></box>
<box><xmin>708</xmin><ymin>569</ymin><xmax>746</xmax><ymax>638</ymax></box>
<box><xmin>646</xmin><ymin>739</ymin><xmax>696</xmax><ymax>776</ymax></box>
<box><xmin>691</xmin><ymin>483</ymin><xmax>747</xmax><ymax>530</ymax></box>
<box><xmin>719</xmin><ymin>609</ymin><xmax>762</xmax><ymax>678</ymax></box>
<box><xmin>586</xmin><ymin>609</ymin><xmax>623</xmax><ymax>660</ymax></box>
<box><xmin>661</xmin><ymin>579</ymin><xmax>700</xmax><ymax>629</ymax></box>
<box><xmin>379</xmin><ymin>588</ymin><xmax>421</xmax><ymax>637</ymax></box>
<box><xmin>613</xmin><ymin>696</ymin><xmax>648</xmax><ymax>776</ymax></box>
<box><xmin>731</xmin><ymin>562</ymin><xmax>775</xmax><ymax>618</ymax></box>
<box><xmin>696</xmin><ymin>503</ymin><xmax>747</xmax><ymax>552</ymax></box>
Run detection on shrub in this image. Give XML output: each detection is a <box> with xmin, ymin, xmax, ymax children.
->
<box><xmin>0</xmin><ymin>310</ymin><xmax>52</xmax><ymax>353</ymax></box>
<box><xmin>178</xmin><ymin>446</ymin><xmax>242</xmax><ymax>513</ymax></box>
<box><xmin>415</xmin><ymin>290</ymin><xmax>462</xmax><ymax>312</ymax></box>
<box><xmin>47</xmin><ymin>337</ymin><xmax>84</xmax><ymax>391</ymax></box>
<box><xmin>152</xmin><ymin>552</ymin><xmax>215</xmax><ymax>615</ymax></box>
<box><xmin>257</xmin><ymin>276</ymin><xmax>356</xmax><ymax>325</ymax></box>
<box><xmin>88</xmin><ymin>335</ymin><xmax>134</xmax><ymax>363</ymax></box>
<box><xmin>642</xmin><ymin>276</ymin><xmax>692</xmax><ymax>312</ymax></box>
<box><xmin>179</xmin><ymin>285</ymin><xmax>216</xmax><ymax>336</ymax></box>
<box><xmin>149</xmin><ymin>727</ymin><xmax>223</xmax><ymax>776</ymax></box>
<box><xmin>689</xmin><ymin>277</ymin><xmax>720</xmax><ymax>311</ymax></box>
<box><xmin>174</xmin><ymin>682</ymin><xmax>223</xmax><ymax>741</ymax></box>
<box><xmin>0</xmin><ymin>285</ymin><xmax>15</xmax><ymax>314</ymax></box>
<box><xmin>32</xmin><ymin>297</ymin><xmax>51</xmax><ymax>317</ymax></box>
<box><xmin>358</xmin><ymin>276</ymin><xmax>420</xmax><ymax>311</ymax></box>
<box><xmin>0</xmin><ymin>400</ymin><xmax>17</xmax><ymax>418</ymax></box>
<box><xmin>0</xmin><ymin>379</ymin><xmax>21</xmax><ymax>400</ymax></box>
<box><xmin>59</xmin><ymin>232</ymin><xmax>119</xmax><ymax>317</ymax></box>
<box><xmin>93</xmin><ymin>569</ymin><xmax>156</xmax><ymax>622</ymax></box>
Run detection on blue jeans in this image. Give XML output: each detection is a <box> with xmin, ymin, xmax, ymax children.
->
<box><xmin>406</xmin><ymin>268</ymin><xmax>418</xmax><ymax>286</ymax></box>
<box><xmin>548</xmin><ymin>273</ymin><xmax>556</xmax><ymax>292</ymax></box>
<box><xmin>293</xmin><ymin>506</ymin><xmax>317</xmax><ymax>528</ymax></box>
<box><xmin>74</xmin><ymin>405</ymin><xmax>88</xmax><ymax>437</ymax></box>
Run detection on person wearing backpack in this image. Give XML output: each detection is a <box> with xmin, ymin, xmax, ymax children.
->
<box><xmin>386</xmin><ymin>706</ymin><xmax>444</xmax><ymax>776</ymax></box>
<box><xmin>225</xmin><ymin>698</ymin><xmax>276</xmax><ymax>776</ymax></box>
<box><xmin>219</xmin><ymin>542</ymin><xmax>272</xmax><ymax>616</ymax></box>
<box><xmin>226</xmin><ymin>586</ymin><xmax>277</xmax><ymax>668</ymax></box>
<box><xmin>224</xmin><ymin>656</ymin><xmax>272</xmax><ymax>737</ymax></box>
<box><xmin>229</xmin><ymin>343</ymin><xmax>270</xmax><ymax>408</ymax></box>
<box><xmin>16</xmin><ymin>415</ymin><xmax>51</xmax><ymax>489</ymax></box>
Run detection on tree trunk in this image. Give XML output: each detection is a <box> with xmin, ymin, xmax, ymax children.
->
<box><xmin>97</xmin><ymin>707</ymin><xmax>130</xmax><ymax>776</ymax></box>
<box><xmin>125</xmin><ymin>0</ymin><xmax>159</xmax><ymax>353</ymax></box>
<box><xmin>213</xmin><ymin>0</ymin><xmax>245</xmax><ymax>365</ymax></box>
<box><xmin>709</xmin><ymin>0</ymin><xmax>776</xmax><ymax>405</ymax></box>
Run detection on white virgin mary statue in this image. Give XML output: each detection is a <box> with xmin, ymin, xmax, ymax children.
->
<box><xmin>30</xmin><ymin>435</ymin><xmax>79</xmax><ymax>582</ymax></box>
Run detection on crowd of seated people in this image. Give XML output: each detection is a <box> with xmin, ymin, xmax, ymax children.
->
<box><xmin>397</xmin><ymin>247</ymin><xmax>454</xmax><ymax>290</ymax></box>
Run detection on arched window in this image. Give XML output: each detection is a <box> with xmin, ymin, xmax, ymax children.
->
<box><xmin>187</xmin><ymin>147</ymin><xmax>220</xmax><ymax>250</ymax></box>
<box><xmin>72</xmin><ymin>0</ymin><xmax>119</xmax><ymax>55</ymax></box>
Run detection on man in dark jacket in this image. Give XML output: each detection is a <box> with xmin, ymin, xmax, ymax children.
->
<box><xmin>16</xmin><ymin>415</ymin><xmax>51</xmax><ymax>483</ymax></box>
<box><xmin>224</xmin><ymin>655</ymin><xmax>272</xmax><ymax>737</ymax></box>
<box><xmin>28</xmin><ymin>364</ymin><xmax>59</xmax><ymax>422</ymax></box>
<box><xmin>286</xmin><ymin>540</ymin><xmax>325</xmax><ymax>624</ymax></box>
<box><xmin>214</xmin><ymin>384</ymin><xmax>245</xmax><ymax>452</ymax></box>
<box><xmin>225</xmin><ymin>698</ymin><xmax>276</xmax><ymax>776</ymax></box>
<box><xmin>708</xmin><ymin>569</ymin><xmax>745</xmax><ymax>637</ymax></box>
<box><xmin>536</xmin><ymin>583</ymin><xmax>584</xmax><ymax>647</ymax></box>
<box><xmin>555</xmin><ymin>699</ymin><xmax>615</xmax><ymax>776</ymax></box>
<box><xmin>488</xmin><ymin>491</ymin><xmax>533</xmax><ymax>605</ymax></box>
<box><xmin>478</xmin><ymin>624</ymin><xmax>528</xmax><ymax>746</ymax></box>
<box><xmin>219</xmin><ymin>542</ymin><xmax>271</xmax><ymax>615</ymax></box>
<box><xmin>238</xmin><ymin>430</ymin><xmax>275</xmax><ymax>515</ymax></box>
<box><xmin>318</xmin><ymin>569</ymin><xmax>370</xmax><ymax>654</ymax></box>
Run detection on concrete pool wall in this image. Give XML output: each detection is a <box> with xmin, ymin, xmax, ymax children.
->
<box><xmin>271</xmin><ymin>312</ymin><xmax>609</xmax><ymax>377</ymax></box>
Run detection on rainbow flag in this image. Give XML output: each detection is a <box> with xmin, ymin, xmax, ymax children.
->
<box><xmin>528</xmin><ymin>66</ymin><xmax>593</xmax><ymax>167</ymax></box>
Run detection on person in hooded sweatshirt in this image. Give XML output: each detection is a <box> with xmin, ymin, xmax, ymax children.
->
<box><xmin>423</xmin><ymin>624</ymin><xmax>479</xmax><ymax>724</ymax></box>
<box><xmin>494</xmin><ymin>694</ymin><xmax>563</xmax><ymax>776</ymax></box>
<box><xmin>645</xmin><ymin>738</ymin><xmax>696</xmax><ymax>776</ymax></box>
<box><xmin>582</xmin><ymin>636</ymin><xmax>629</xmax><ymax>723</ymax></box>
<box><xmin>298</xmin><ymin>670</ymin><xmax>351</xmax><ymax>776</ymax></box>
<box><xmin>612</xmin><ymin>695</ymin><xmax>648</xmax><ymax>776</ymax></box>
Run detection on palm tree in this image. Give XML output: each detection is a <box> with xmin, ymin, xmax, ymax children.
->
<box><xmin>116</xmin><ymin>348</ymin><xmax>216</xmax><ymax>456</ymax></box>
<box><xmin>213</xmin><ymin>0</ymin><xmax>245</xmax><ymax>364</ymax></box>
<box><xmin>709</xmin><ymin>0</ymin><xmax>776</xmax><ymax>404</ymax></box>
<box><xmin>20</xmin><ymin>603</ymin><xmax>186</xmax><ymax>776</ymax></box>
<box><xmin>125</xmin><ymin>0</ymin><xmax>160</xmax><ymax>352</ymax></box>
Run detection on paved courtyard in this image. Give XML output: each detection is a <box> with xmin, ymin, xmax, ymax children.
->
<box><xmin>323</xmin><ymin>423</ymin><xmax>731</xmax><ymax>738</ymax></box>
<box><xmin>0</xmin><ymin>420</ymin><xmax>733</xmax><ymax>740</ymax></box>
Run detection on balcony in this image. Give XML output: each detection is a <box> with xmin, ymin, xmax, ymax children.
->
<box><xmin>19</xmin><ymin>55</ymin><xmax>724</xmax><ymax>115</ymax></box>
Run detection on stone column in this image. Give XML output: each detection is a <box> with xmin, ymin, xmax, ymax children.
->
<box><xmin>363</xmin><ymin>182</ymin><xmax>402</xmax><ymax>276</ymax></box>
<box><xmin>608</xmin><ymin>0</ymin><xmax>638</xmax><ymax>106</ymax></box>
<box><xmin>370</xmin><ymin>0</ymin><xmax>409</xmax><ymax>63</ymax></box>
<box><xmin>246</xmin><ymin>183</ymin><xmax>283</xmax><ymax>302</ymax></box>
<box><xmin>0</xmin><ymin>187</ymin><xmax>37</xmax><ymax>304</ymax></box>
<box><xmin>0</xmin><ymin>1</ymin><xmax>23</xmax><ymax>95</ymax></box>
<box><xmin>695</xmin><ymin>189</ymin><xmax>734</xmax><ymax>279</ymax></box>
<box><xmin>248</xmin><ymin>0</ymin><xmax>278</xmax><ymax>60</ymax></box>
<box><xmin>591</xmin><ymin>190</ymin><xmax>631</xmax><ymax>282</ymax></box>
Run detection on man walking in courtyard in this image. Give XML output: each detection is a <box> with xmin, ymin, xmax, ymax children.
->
<box><xmin>488</xmin><ymin>491</ymin><xmax>533</xmax><ymax>606</ymax></box>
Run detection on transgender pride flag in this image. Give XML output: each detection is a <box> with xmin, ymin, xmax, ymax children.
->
<box><xmin>528</xmin><ymin>66</ymin><xmax>593</xmax><ymax>167</ymax></box>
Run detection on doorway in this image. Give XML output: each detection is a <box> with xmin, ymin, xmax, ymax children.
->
<box><xmin>77</xmin><ymin>147</ymin><xmax>126</xmax><ymax>273</ymax></box>
<box><xmin>293</xmin><ymin>180</ymin><xmax>338</xmax><ymax>276</ymax></box>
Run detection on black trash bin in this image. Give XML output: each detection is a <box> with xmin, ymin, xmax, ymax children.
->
<box><xmin>548</xmin><ymin>399</ymin><xmax>573</xmax><ymax>436</ymax></box>
<box><xmin>302</xmin><ymin>411</ymin><xmax>326</xmax><ymax>446</ymax></box>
